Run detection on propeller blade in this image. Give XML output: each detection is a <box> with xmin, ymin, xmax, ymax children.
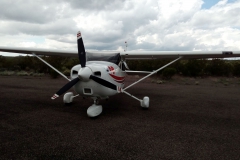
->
<box><xmin>119</xmin><ymin>61</ymin><xmax>129</xmax><ymax>71</ymax></box>
<box><xmin>77</xmin><ymin>31</ymin><xmax>86</xmax><ymax>68</ymax></box>
<box><xmin>90</xmin><ymin>75</ymin><xmax>117</xmax><ymax>91</ymax></box>
<box><xmin>51</xmin><ymin>78</ymin><xmax>80</xmax><ymax>99</ymax></box>
<box><xmin>123</xmin><ymin>61</ymin><xmax>129</xmax><ymax>70</ymax></box>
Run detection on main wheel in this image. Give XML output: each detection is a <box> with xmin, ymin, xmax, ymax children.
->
<box><xmin>141</xmin><ymin>96</ymin><xmax>149</xmax><ymax>108</ymax></box>
<box><xmin>87</xmin><ymin>104</ymin><xmax>102</xmax><ymax>117</ymax></box>
<box><xmin>63</xmin><ymin>92</ymin><xmax>74</xmax><ymax>104</ymax></box>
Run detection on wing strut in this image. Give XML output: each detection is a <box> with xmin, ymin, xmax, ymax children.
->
<box><xmin>123</xmin><ymin>56</ymin><xmax>182</xmax><ymax>91</ymax></box>
<box><xmin>119</xmin><ymin>56</ymin><xmax>182</xmax><ymax>108</ymax></box>
<box><xmin>32</xmin><ymin>53</ymin><xmax>70</xmax><ymax>81</ymax></box>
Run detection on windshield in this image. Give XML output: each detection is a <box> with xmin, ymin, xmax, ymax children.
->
<box><xmin>86</xmin><ymin>52</ymin><xmax>121</xmax><ymax>65</ymax></box>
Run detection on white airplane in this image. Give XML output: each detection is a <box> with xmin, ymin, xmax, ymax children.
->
<box><xmin>1</xmin><ymin>31</ymin><xmax>240</xmax><ymax>117</ymax></box>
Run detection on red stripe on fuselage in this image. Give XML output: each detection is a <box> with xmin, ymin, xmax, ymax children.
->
<box><xmin>109</xmin><ymin>74</ymin><xmax>125</xmax><ymax>81</ymax></box>
<box><xmin>109</xmin><ymin>74</ymin><xmax>125</xmax><ymax>83</ymax></box>
<box><xmin>114</xmin><ymin>79</ymin><xmax>124</xmax><ymax>83</ymax></box>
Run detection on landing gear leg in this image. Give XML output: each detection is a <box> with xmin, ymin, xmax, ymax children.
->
<box><xmin>121</xmin><ymin>56</ymin><xmax>182</xmax><ymax>109</ymax></box>
<box><xmin>122</xmin><ymin>90</ymin><xmax>149</xmax><ymax>108</ymax></box>
<box><xmin>87</xmin><ymin>98</ymin><xmax>102</xmax><ymax>117</ymax></box>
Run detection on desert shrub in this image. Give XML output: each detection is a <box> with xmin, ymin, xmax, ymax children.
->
<box><xmin>46</xmin><ymin>56</ymin><xmax>70</xmax><ymax>78</ymax></box>
<box><xmin>233</xmin><ymin>62</ymin><xmax>240</xmax><ymax>76</ymax></box>
<box><xmin>127</xmin><ymin>59</ymin><xmax>171</xmax><ymax>73</ymax></box>
<box><xmin>222</xmin><ymin>62</ymin><xmax>233</xmax><ymax>76</ymax></box>
<box><xmin>63</xmin><ymin>69</ymin><xmax>71</xmax><ymax>76</ymax></box>
<box><xmin>162</xmin><ymin>67</ymin><xmax>176</xmax><ymax>79</ymax></box>
<box><xmin>171</xmin><ymin>61</ymin><xmax>182</xmax><ymax>74</ymax></box>
<box><xmin>179</xmin><ymin>59</ymin><xmax>206</xmax><ymax>77</ymax></box>
<box><xmin>206</xmin><ymin>59</ymin><xmax>233</xmax><ymax>76</ymax></box>
<box><xmin>0</xmin><ymin>71</ymin><xmax>15</xmax><ymax>76</ymax></box>
<box><xmin>187</xmin><ymin>59</ymin><xmax>206</xmax><ymax>77</ymax></box>
<box><xmin>49</xmin><ymin>70</ymin><xmax>59</xmax><ymax>79</ymax></box>
<box><xmin>0</xmin><ymin>56</ymin><xmax>6</xmax><ymax>68</ymax></box>
<box><xmin>17</xmin><ymin>71</ymin><xmax>29</xmax><ymax>76</ymax></box>
<box><xmin>12</xmin><ymin>56</ymin><xmax>34</xmax><ymax>71</ymax></box>
<box><xmin>33</xmin><ymin>73</ymin><xmax>45</xmax><ymax>77</ymax></box>
<box><xmin>175</xmin><ymin>61</ymin><xmax>187</xmax><ymax>75</ymax></box>
<box><xmin>65</xmin><ymin>58</ymin><xmax>79</xmax><ymax>69</ymax></box>
<box><xmin>138</xmin><ymin>60</ymin><xmax>153</xmax><ymax>71</ymax></box>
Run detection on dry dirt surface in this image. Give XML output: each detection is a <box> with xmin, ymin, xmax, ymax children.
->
<box><xmin>0</xmin><ymin>75</ymin><xmax>240</xmax><ymax>159</ymax></box>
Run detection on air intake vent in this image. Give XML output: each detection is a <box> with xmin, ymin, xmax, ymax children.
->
<box><xmin>94</xmin><ymin>71</ymin><xmax>101</xmax><ymax>77</ymax></box>
<box><xmin>83</xmin><ymin>88</ymin><xmax>92</xmax><ymax>95</ymax></box>
<box><xmin>72</xmin><ymin>70</ymin><xmax>78</xmax><ymax>75</ymax></box>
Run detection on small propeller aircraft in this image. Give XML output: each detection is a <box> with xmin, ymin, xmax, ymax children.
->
<box><xmin>1</xmin><ymin>31</ymin><xmax>240</xmax><ymax>117</ymax></box>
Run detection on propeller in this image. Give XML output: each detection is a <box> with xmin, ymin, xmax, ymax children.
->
<box><xmin>123</xmin><ymin>61</ymin><xmax>129</xmax><ymax>70</ymax></box>
<box><xmin>51</xmin><ymin>31</ymin><xmax>120</xmax><ymax>100</ymax></box>
<box><xmin>51</xmin><ymin>78</ymin><xmax>80</xmax><ymax>99</ymax></box>
<box><xmin>90</xmin><ymin>75</ymin><xmax>117</xmax><ymax>91</ymax></box>
<box><xmin>51</xmin><ymin>31</ymin><xmax>86</xmax><ymax>99</ymax></box>
<box><xmin>119</xmin><ymin>60</ymin><xmax>129</xmax><ymax>71</ymax></box>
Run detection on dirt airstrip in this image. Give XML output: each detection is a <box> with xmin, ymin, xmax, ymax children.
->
<box><xmin>0</xmin><ymin>75</ymin><xmax>240</xmax><ymax>159</ymax></box>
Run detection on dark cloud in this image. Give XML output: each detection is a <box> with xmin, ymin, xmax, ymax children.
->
<box><xmin>0</xmin><ymin>0</ymin><xmax>69</xmax><ymax>24</ymax></box>
<box><xmin>68</xmin><ymin>0</ymin><xmax>126</xmax><ymax>10</ymax></box>
<box><xmin>0</xmin><ymin>18</ymin><xmax>78</xmax><ymax>36</ymax></box>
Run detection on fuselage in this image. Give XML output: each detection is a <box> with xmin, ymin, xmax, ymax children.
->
<box><xmin>71</xmin><ymin>61</ymin><xmax>126</xmax><ymax>99</ymax></box>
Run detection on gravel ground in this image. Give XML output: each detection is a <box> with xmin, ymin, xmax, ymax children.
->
<box><xmin>0</xmin><ymin>75</ymin><xmax>240</xmax><ymax>160</ymax></box>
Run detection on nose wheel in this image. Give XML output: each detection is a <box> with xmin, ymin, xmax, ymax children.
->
<box><xmin>87</xmin><ymin>98</ymin><xmax>102</xmax><ymax>117</ymax></box>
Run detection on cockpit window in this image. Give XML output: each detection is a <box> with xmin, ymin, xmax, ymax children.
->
<box><xmin>86</xmin><ymin>52</ymin><xmax>121</xmax><ymax>65</ymax></box>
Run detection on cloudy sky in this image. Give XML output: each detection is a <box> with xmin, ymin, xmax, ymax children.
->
<box><xmin>0</xmin><ymin>0</ymin><xmax>240</xmax><ymax>56</ymax></box>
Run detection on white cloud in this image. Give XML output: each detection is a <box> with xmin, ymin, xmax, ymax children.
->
<box><xmin>0</xmin><ymin>0</ymin><xmax>240</xmax><ymax>56</ymax></box>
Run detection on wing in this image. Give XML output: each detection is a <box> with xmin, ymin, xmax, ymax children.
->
<box><xmin>120</xmin><ymin>51</ymin><xmax>240</xmax><ymax>59</ymax></box>
<box><xmin>1</xmin><ymin>46</ymin><xmax>240</xmax><ymax>59</ymax></box>
<box><xmin>0</xmin><ymin>46</ymin><xmax>78</xmax><ymax>56</ymax></box>
<box><xmin>0</xmin><ymin>46</ymin><xmax>120</xmax><ymax>57</ymax></box>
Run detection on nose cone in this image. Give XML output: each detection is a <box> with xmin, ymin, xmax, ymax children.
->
<box><xmin>78</xmin><ymin>67</ymin><xmax>92</xmax><ymax>81</ymax></box>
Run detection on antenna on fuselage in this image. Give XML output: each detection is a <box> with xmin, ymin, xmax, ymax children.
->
<box><xmin>124</xmin><ymin>41</ymin><xmax>128</xmax><ymax>52</ymax></box>
<box><xmin>121</xmin><ymin>41</ymin><xmax>129</xmax><ymax>71</ymax></box>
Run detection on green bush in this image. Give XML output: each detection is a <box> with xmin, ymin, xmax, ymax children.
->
<box><xmin>2</xmin><ymin>56</ymin><xmax>239</xmax><ymax>78</ymax></box>
<box><xmin>188</xmin><ymin>59</ymin><xmax>206</xmax><ymax>77</ymax></box>
<box><xmin>17</xmin><ymin>71</ymin><xmax>29</xmax><ymax>76</ymax></box>
<box><xmin>63</xmin><ymin>69</ymin><xmax>71</xmax><ymax>76</ymax></box>
<box><xmin>162</xmin><ymin>68</ymin><xmax>176</xmax><ymax>79</ymax></box>
<box><xmin>178</xmin><ymin>59</ymin><xmax>206</xmax><ymax>77</ymax></box>
<box><xmin>0</xmin><ymin>71</ymin><xmax>15</xmax><ymax>76</ymax></box>
<box><xmin>49</xmin><ymin>70</ymin><xmax>59</xmax><ymax>79</ymax></box>
<box><xmin>233</xmin><ymin>62</ymin><xmax>240</xmax><ymax>76</ymax></box>
<box><xmin>206</xmin><ymin>59</ymin><xmax>233</xmax><ymax>76</ymax></box>
<box><xmin>33</xmin><ymin>73</ymin><xmax>45</xmax><ymax>77</ymax></box>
